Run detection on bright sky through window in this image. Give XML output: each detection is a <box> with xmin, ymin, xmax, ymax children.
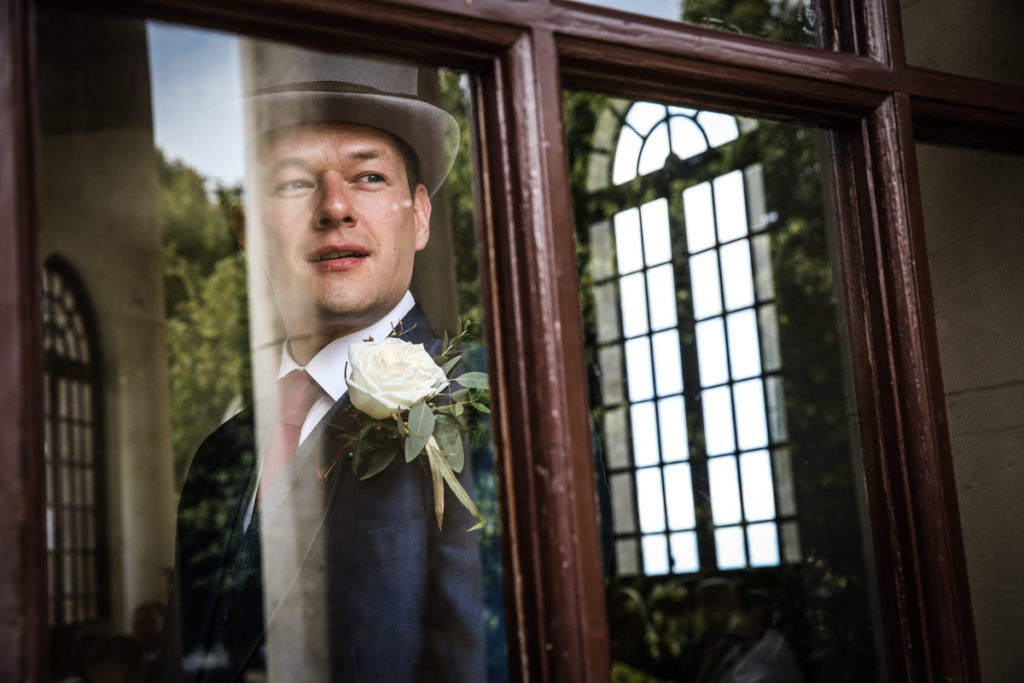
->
<box><xmin>605</xmin><ymin>101</ymin><xmax>784</xmax><ymax>574</ymax></box>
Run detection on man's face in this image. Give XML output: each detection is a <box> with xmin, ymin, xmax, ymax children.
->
<box><xmin>253</xmin><ymin>122</ymin><xmax>431</xmax><ymax>344</ymax></box>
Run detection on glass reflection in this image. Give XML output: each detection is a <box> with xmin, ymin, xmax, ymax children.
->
<box><xmin>36</xmin><ymin>9</ymin><xmax>507</xmax><ymax>682</ymax></box>
<box><xmin>569</xmin><ymin>90</ymin><xmax>881</xmax><ymax>681</ymax></box>
<box><xmin>572</xmin><ymin>0</ymin><xmax>823</xmax><ymax>48</ymax></box>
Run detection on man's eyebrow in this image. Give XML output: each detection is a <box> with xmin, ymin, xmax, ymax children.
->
<box><xmin>264</xmin><ymin>158</ymin><xmax>309</xmax><ymax>175</ymax></box>
<box><xmin>349</xmin><ymin>148</ymin><xmax>382</xmax><ymax>161</ymax></box>
<box><xmin>263</xmin><ymin>148</ymin><xmax>387</xmax><ymax>173</ymax></box>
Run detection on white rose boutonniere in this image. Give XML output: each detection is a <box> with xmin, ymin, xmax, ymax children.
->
<box><xmin>331</xmin><ymin>322</ymin><xmax>489</xmax><ymax>531</ymax></box>
<box><xmin>347</xmin><ymin>337</ymin><xmax>449</xmax><ymax>419</ymax></box>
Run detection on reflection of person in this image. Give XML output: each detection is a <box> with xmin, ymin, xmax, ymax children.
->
<box><xmin>155</xmin><ymin>42</ymin><xmax>484</xmax><ymax>682</ymax></box>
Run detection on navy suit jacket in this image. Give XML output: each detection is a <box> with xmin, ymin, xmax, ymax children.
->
<box><xmin>156</xmin><ymin>306</ymin><xmax>486</xmax><ymax>682</ymax></box>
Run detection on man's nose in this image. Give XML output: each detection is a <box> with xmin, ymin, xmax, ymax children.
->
<box><xmin>315</xmin><ymin>173</ymin><xmax>354</xmax><ymax>228</ymax></box>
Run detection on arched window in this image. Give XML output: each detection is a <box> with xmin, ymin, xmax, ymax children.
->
<box><xmin>42</xmin><ymin>256</ymin><xmax>106</xmax><ymax>626</ymax></box>
<box><xmin>583</xmin><ymin>101</ymin><xmax>800</xmax><ymax>576</ymax></box>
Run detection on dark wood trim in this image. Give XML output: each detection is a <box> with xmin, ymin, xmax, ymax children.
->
<box><xmin>481</xmin><ymin>29</ymin><xmax>610</xmax><ymax>682</ymax></box>
<box><xmin>830</xmin><ymin>94</ymin><xmax>981</xmax><ymax>682</ymax></box>
<box><xmin>909</xmin><ymin>66</ymin><xmax>1024</xmax><ymax>154</ymax></box>
<box><xmin>0</xmin><ymin>0</ymin><xmax>46</xmax><ymax>681</ymax></box>
<box><xmin>58</xmin><ymin>0</ymin><xmax>1024</xmax><ymax>154</ymax></box>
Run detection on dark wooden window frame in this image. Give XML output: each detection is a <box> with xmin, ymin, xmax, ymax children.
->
<box><xmin>4</xmin><ymin>0</ymin><xmax>1022</xmax><ymax>681</ymax></box>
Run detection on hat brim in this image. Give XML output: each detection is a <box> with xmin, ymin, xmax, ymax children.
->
<box><xmin>245</xmin><ymin>91</ymin><xmax>459</xmax><ymax>197</ymax></box>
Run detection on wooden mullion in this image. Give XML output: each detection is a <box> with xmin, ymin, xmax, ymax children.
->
<box><xmin>482</xmin><ymin>27</ymin><xmax>610</xmax><ymax>683</ymax></box>
<box><xmin>871</xmin><ymin>92</ymin><xmax>980</xmax><ymax>683</ymax></box>
<box><xmin>0</xmin><ymin>0</ymin><xmax>47</xmax><ymax>681</ymax></box>
<box><xmin>832</xmin><ymin>92</ymin><xmax>982</xmax><ymax>682</ymax></box>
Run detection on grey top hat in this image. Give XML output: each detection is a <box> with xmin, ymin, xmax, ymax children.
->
<box><xmin>241</xmin><ymin>41</ymin><xmax>459</xmax><ymax>196</ymax></box>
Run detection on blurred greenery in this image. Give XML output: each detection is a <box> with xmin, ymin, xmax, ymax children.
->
<box><xmin>681</xmin><ymin>0</ymin><xmax>818</xmax><ymax>46</ymax></box>
<box><xmin>158</xmin><ymin>149</ymin><xmax>251</xmax><ymax>487</ymax></box>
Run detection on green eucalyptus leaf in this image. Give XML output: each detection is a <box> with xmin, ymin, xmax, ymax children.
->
<box><xmin>441</xmin><ymin>356</ymin><xmax>461</xmax><ymax>375</ymax></box>
<box><xmin>436</xmin><ymin>450</ymin><xmax>485</xmax><ymax>531</ymax></box>
<box><xmin>405</xmin><ymin>402</ymin><xmax>435</xmax><ymax>462</ymax></box>
<box><xmin>455</xmin><ymin>371</ymin><xmax>489</xmax><ymax>390</ymax></box>
<box><xmin>471</xmin><ymin>401</ymin><xmax>491</xmax><ymax>414</ymax></box>
<box><xmin>405</xmin><ymin>434</ymin><xmax>426</xmax><ymax>462</ymax></box>
<box><xmin>448</xmin><ymin>436</ymin><xmax>465</xmax><ymax>473</ymax></box>
<box><xmin>360</xmin><ymin>447</ymin><xmax>398</xmax><ymax>480</ymax></box>
<box><xmin>434</xmin><ymin>420</ymin><xmax>465</xmax><ymax>473</ymax></box>
<box><xmin>427</xmin><ymin>444</ymin><xmax>445</xmax><ymax>529</ymax></box>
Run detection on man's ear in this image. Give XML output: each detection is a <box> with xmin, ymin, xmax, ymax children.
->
<box><xmin>230</xmin><ymin>203</ymin><xmax>247</xmax><ymax>253</ymax></box>
<box><xmin>412</xmin><ymin>183</ymin><xmax>431</xmax><ymax>251</ymax></box>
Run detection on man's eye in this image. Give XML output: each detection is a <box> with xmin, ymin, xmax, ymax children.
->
<box><xmin>357</xmin><ymin>173</ymin><xmax>386</xmax><ymax>184</ymax></box>
<box><xmin>274</xmin><ymin>179</ymin><xmax>314</xmax><ymax>193</ymax></box>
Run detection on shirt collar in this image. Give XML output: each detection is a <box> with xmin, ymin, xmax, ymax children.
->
<box><xmin>278</xmin><ymin>291</ymin><xmax>417</xmax><ymax>401</ymax></box>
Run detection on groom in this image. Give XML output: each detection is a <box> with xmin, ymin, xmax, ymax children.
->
<box><xmin>156</xmin><ymin>42</ymin><xmax>485</xmax><ymax>682</ymax></box>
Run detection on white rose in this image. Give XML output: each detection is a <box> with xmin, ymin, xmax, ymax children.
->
<box><xmin>346</xmin><ymin>337</ymin><xmax>449</xmax><ymax>419</ymax></box>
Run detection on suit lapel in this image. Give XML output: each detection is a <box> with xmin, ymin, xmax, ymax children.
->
<box><xmin>227</xmin><ymin>304</ymin><xmax>442</xmax><ymax>679</ymax></box>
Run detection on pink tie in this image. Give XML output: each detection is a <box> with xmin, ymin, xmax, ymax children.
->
<box><xmin>259</xmin><ymin>370</ymin><xmax>319</xmax><ymax>502</ymax></box>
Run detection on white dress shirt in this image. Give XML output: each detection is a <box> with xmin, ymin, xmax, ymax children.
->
<box><xmin>243</xmin><ymin>291</ymin><xmax>417</xmax><ymax>529</ymax></box>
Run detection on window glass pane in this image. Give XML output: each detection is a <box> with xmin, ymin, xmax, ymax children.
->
<box><xmin>613</xmin><ymin>126</ymin><xmax>643</xmax><ymax>185</ymax></box>
<box><xmin>610</xmin><ymin>472</ymin><xmax>638</xmax><ymax>534</ymax></box>
<box><xmin>726</xmin><ymin>308</ymin><xmax>762</xmax><ymax>379</ymax></box>
<box><xmin>638</xmin><ymin>122</ymin><xmax>671</xmax><ymax>177</ymax></box>
<box><xmin>747</xmin><ymin>522</ymin><xmax>780</xmax><ymax>567</ymax></box>
<box><xmin>619</xmin><ymin>272</ymin><xmax>650</xmax><ymax>337</ymax></box>
<box><xmin>651</xmin><ymin>329</ymin><xmax>684</xmax><ymax>396</ymax></box>
<box><xmin>739</xmin><ymin>449</ymin><xmax>776</xmax><ymax>521</ymax></box>
<box><xmin>631</xmin><ymin>401</ymin><xmax>660</xmax><ymax>467</ymax></box>
<box><xmin>714</xmin><ymin>526</ymin><xmax>746</xmax><ymax>570</ymax></box>
<box><xmin>36</xmin><ymin>10</ymin><xmax>508</xmax><ymax>680</ymax></box>
<box><xmin>625</xmin><ymin>337</ymin><xmax>655</xmax><ymax>401</ymax></box>
<box><xmin>657</xmin><ymin>396</ymin><xmax>689</xmax><ymax>462</ymax></box>
<box><xmin>604</xmin><ymin>406</ymin><xmax>631</xmax><ymax>468</ymax></box>
<box><xmin>734</xmin><ymin>378</ymin><xmax>769</xmax><ymax>450</ymax></box>
<box><xmin>701</xmin><ymin>386</ymin><xmax>735</xmax><ymax>455</ymax></box>
<box><xmin>614</xmin><ymin>208</ymin><xmax>644</xmax><ymax>273</ymax></box>
<box><xmin>713</xmin><ymin>170</ymin><xmax>748</xmax><ymax>242</ymax></box>
<box><xmin>669</xmin><ymin>116</ymin><xmax>708</xmax><ymax>161</ymax></box>
<box><xmin>570</xmin><ymin>0</ymin><xmax>824</xmax><ymax>49</ymax></box>
<box><xmin>641</xmin><ymin>534</ymin><xmax>670</xmax><ymax>575</ymax></box>
<box><xmin>708</xmin><ymin>455</ymin><xmax>742</xmax><ymax>526</ymax></box>
<box><xmin>569</xmin><ymin>91</ymin><xmax>883</xmax><ymax>681</ymax></box>
<box><xmin>669</xmin><ymin>531</ymin><xmax>700</xmax><ymax>573</ymax></box>
<box><xmin>683</xmin><ymin>182</ymin><xmax>716</xmax><ymax>253</ymax></box>
<box><xmin>689</xmin><ymin>251</ymin><xmax>722</xmax><ymax>319</ymax></box>
<box><xmin>636</xmin><ymin>468</ymin><xmax>667</xmax><ymax>533</ymax></box>
<box><xmin>695</xmin><ymin>318</ymin><xmax>729</xmax><ymax>387</ymax></box>
<box><xmin>719</xmin><ymin>241</ymin><xmax>755</xmax><ymax>310</ymax></box>
<box><xmin>646</xmin><ymin>264</ymin><xmax>679</xmax><ymax>330</ymax></box>
<box><xmin>663</xmin><ymin>463</ymin><xmax>696</xmax><ymax>530</ymax></box>
<box><xmin>918</xmin><ymin>143</ymin><xmax>1024</xmax><ymax>682</ymax></box>
<box><xmin>641</xmin><ymin>198</ymin><xmax>672</xmax><ymax>266</ymax></box>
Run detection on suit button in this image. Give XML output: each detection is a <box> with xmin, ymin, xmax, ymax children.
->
<box><xmin>222</xmin><ymin>608</ymin><xmax>231</xmax><ymax>624</ymax></box>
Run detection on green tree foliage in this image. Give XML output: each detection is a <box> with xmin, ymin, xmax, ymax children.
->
<box><xmin>158</xmin><ymin>149</ymin><xmax>251</xmax><ymax>486</ymax></box>
<box><xmin>439</xmin><ymin>70</ymin><xmax>484</xmax><ymax>326</ymax></box>
<box><xmin>682</xmin><ymin>0</ymin><xmax>817</xmax><ymax>45</ymax></box>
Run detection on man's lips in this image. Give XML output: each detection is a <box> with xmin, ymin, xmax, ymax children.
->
<box><xmin>308</xmin><ymin>245</ymin><xmax>369</xmax><ymax>270</ymax></box>
<box><xmin>311</xmin><ymin>250</ymin><xmax>366</xmax><ymax>262</ymax></box>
